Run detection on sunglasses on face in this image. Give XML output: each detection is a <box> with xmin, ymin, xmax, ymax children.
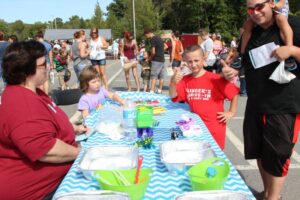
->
<box><xmin>247</xmin><ymin>0</ymin><xmax>270</xmax><ymax>15</ymax></box>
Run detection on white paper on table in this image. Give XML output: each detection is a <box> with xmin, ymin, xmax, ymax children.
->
<box><xmin>249</xmin><ymin>42</ymin><xmax>278</xmax><ymax>69</ymax></box>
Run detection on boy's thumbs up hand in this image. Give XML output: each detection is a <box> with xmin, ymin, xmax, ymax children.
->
<box><xmin>220</xmin><ymin>59</ymin><xmax>238</xmax><ymax>81</ymax></box>
<box><xmin>171</xmin><ymin>67</ymin><xmax>183</xmax><ymax>84</ymax></box>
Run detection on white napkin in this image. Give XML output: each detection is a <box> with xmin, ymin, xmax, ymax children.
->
<box><xmin>269</xmin><ymin>61</ymin><xmax>296</xmax><ymax>84</ymax></box>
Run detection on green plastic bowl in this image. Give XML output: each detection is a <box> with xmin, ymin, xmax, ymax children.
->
<box><xmin>187</xmin><ymin>157</ymin><xmax>230</xmax><ymax>191</ymax></box>
<box><xmin>94</xmin><ymin>168</ymin><xmax>152</xmax><ymax>200</ymax></box>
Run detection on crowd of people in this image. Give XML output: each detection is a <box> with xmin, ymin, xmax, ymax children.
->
<box><xmin>0</xmin><ymin>0</ymin><xmax>299</xmax><ymax>199</ymax></box>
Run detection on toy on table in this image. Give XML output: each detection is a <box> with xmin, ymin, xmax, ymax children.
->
<box><xmin>134</xmin><ymin>100</ymin><xmax>166</xmax><ymax>115</ymax></box>
<box><xmin>146</xmin><ymin>100</ymin><xmax>160</xmax><ymax>106</ymax></box>
<box><xmin>153</xmin><ymin>106</ymin><xmax>166</xmax><ymax>115</ymax></box>
<box><xmin>206</xmin><ymin>167</ymin><xmax>217</xmax><ymax>178</ymax></box>
<box><xmin>175</xmin><ymin>114</ymin><xmax>202</xmax><ymax>137</ymax></box>
<box><xmin>134</xmin><ymin>100</ymin><xmax>160</xmax><ymax>106</ymax></box>
<box><xmin>170</xmin><ymin>128</ymin><xmax>183</xmax><ymax>140</ymax></box>
<box><xmin>135</xmin><ymin>105</ymin><xmax>154</xmax><ymax>149</ymax></box>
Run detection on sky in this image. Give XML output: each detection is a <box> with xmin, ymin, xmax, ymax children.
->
<box><xmin>0</xmin><ymin>0</ymin><xmax>113</xmax><ymax>24</ymax></box>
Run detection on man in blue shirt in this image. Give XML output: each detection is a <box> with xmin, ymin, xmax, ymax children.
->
<box><xmin>35</xmin><ymin>31</ymin><xmax>53</xmax><ymax>95</ymax></box>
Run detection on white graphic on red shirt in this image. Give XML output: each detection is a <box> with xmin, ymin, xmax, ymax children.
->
<box><xmin>186</xmin><ymin>88</ymin><xmax>211</xmax><ymax>101</ymax></box>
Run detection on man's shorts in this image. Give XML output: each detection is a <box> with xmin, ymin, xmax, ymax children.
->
<box><xmin>150</xmin><ymin>61</ymin><xmax>164</xmax><ymax>79</ymax></box>
<box><xmin>243</xmin><ymin>111</ymin><xmax>300</xmax><ymax>177</ymax></box>
<box><xmin>91</xmin><ymin>59</ymin><xmax>106</xmax><ymax>66</ymax></box>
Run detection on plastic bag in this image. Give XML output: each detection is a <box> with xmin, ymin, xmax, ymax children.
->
<box><xmin>166</xmin><ymin>66</ymin><xmax>174</xmax><ymax>76</ymax></box>
<box><xmin>269</xmin><ymin>61</ymin><xmax>296</xmax><ymax>84</ymax></box>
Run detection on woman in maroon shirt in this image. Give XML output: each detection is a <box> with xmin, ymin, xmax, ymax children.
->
<box><xmin>0</xmin><ymin>41</ymin><xmax>88</xmax><ymax>200</ymax></box>
<box><xmin>120</xmin><ymin>32</ymin><xmax>140</xmax><ymax>91</ymax></box>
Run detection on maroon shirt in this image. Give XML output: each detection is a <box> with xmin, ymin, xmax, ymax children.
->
<box><xmin>124</xmin><ymin>41</ymin><xmax>136</xmax><ymax>59</ymax></box>
<box><xmin>0</xmin><ymin>85</ymin><xmax>77</xmax><ymax>200</ymax></box>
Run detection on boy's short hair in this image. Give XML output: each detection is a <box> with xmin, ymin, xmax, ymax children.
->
<box><xmin>143</xmin><ymin>51</ymin><xmax>151</xmax><ymax>56</ymax></box>
<box><xmin>35</xmin><ymin>30</ymin><xmax>44</xmax><ymax>39</ymax></box>
<box><xmin>183</xmin><ymin>45</ymin><xmax>204</xmax><ymax>58</ymax></box>
<box><xmin>8</xmin><ymin>35</ymin><xmax>18</xmax><ymax>43</ymax></box>
<box><xmin>174</xmin><ymin>31</ymin><xmax>180</xmax><ymax>38</ymax></box>
<box><xmin>79</xmin><ymin>66</ymin><xmax>100</xmax><ymax>93</ymax></box>
<box><xmin>198</xmin><ymin>29</ymin><xmax>209</xmax><ymax>37</ymax></box>
<box><xmin>143</xmin><ymin>28</ymin><xmax>153</xmax><ymax>35</ymax></box>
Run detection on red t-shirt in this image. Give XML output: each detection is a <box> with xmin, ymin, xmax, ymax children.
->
<box><xmin>173</xmin><ymin>72</ymin><xmax>239</xmax><ymax>149</ymax></box>
<box><xmin>0</xmin><ymin>86</ymin><xmax>77</xmax><ymax>200</ymax></box>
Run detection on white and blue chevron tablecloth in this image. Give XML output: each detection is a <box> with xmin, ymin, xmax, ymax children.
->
<box><xmin>53</xmin><ymin>92</ymin><xmax>255</xmax><ymax>200</ymax></box>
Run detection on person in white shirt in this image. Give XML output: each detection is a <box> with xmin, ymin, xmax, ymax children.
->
<box><xmin>89</xmin><ymin>27</ymin><xmax>109</xmax><ymax>89</ymax></box>
<box><xmin>199</xmin><ymin>29</ymin><xmax>216</xmax><ymax>72</ymax></box>
<box><xmin>230</xmin><ymin>37</ymin><xmax>237</xmax><ymax>48</ymax></box>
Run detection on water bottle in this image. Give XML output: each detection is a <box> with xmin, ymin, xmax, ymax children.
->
<box><xmin>123</xmin><ymin>99</ymin><xmax>137</xmax><ymax>141</ymax></box>
<box><xmin>50</xmin><ymin>70</ymin><xmax>55</xmax><ymax>85</ymax></box>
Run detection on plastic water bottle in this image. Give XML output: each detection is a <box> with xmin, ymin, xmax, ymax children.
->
<box><xmin>49</xmin><ymin>70</ymin><xmax>55</xmax><ymax>85</ymax></box>
<box><xmin>123</xmin><ymin>99</ymin><xmax>137</xmax><ymax>141</ymax></box>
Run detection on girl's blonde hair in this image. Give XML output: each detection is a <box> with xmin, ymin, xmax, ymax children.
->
<box><xmin>79</xmin><ymin>66</ymin><xmax>100</xmax><ymax>93</ymax></box>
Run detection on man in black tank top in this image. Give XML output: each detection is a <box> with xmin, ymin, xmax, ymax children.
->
<box><xmin>221</xmin><ymin>0</ymin><xmax>300</xmax><ymax>199</ymax></box>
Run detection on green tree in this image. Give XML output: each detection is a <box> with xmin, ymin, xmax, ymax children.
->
<box><xmin>106</xmin><ymin>0</ymin><xmax>161</xmax><ymax>41</ymax></box>
<box><xmin>27</xmin><ymin>22</ymin><xmax>47</xmax><ymax>39</ymax></box>
<box><xmin>10</xmin><ymin>20</ymin><xmax>25</xmax><ymax>40</ymax></box>
<box><xmin>106</xmin><ymin>12</ymin><xmax>124</xmax><ymax>38</ymax></box>
<box><xmin>107</xmin><ymin>0</ymin><xmax>126</xmax><ymax>20</ymax></box>
<box><xmin>90</xmin><ymin>1</ymin><xmax>105</xmax><ymax>28</ymax></box>
<box><xmin>289</xmin><ymin>0</ymin><xmax>300</xmax><ymax>14</ymax></box>
<box><xmin>64</xmin><ymin>15</ymin><xmax>81</xmax><ymax>28</ymax></box>
<box><xmin>55</xmin><ymin>18</ymin><xmax>64</xmax><ymax>28</ymax></box>
<box><xmin>0</xmin><ymin>19</ymin><xmax>9</xmax><ymax>37</ymax></box>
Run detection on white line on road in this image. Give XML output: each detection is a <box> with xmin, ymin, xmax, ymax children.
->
<box><xmin>235</xmin><ymin>164</ymin><xmax>300</xmax><ymax>170</ymax></box>
<box><xmin>227</xmin><ymin>127</ymin><xmax>300</xmax><ymax>168</ymax></box>
<box><xmin>232</xmin><ymin>116</ymin><xmax>245</xmax><ymax>120</ymax></box>
<box><xmin>292</xmin><ymin>150</ymin><xmax>300</xmax><ymax>164</ymax></box>
<box><xmin>226</xmin><ymin>127</ymin><xmax>257</xmax><ymax>166</ymax></box>
<box><xmin>107</xmin><ymin>61</ymin><xmax>123</xmax><ymax>85</ymax></box>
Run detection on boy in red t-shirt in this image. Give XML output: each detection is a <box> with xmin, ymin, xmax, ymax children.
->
<box><xmin>169</xmin><ymin>45</ymin><xmax>239</xmax><ymax>149</ymax></box>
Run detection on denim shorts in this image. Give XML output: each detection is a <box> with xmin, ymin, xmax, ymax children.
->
<box><xmin>171</xmin><ymin>60</ymin><xmax>181</xmax><ymax>68</ymax></box>
<box><xmin>91</xmin><ymin>59</ymin><xmax>106</xmax><ymax>66</ymax></box>
<box><xmin>74</xmin><ymin>63</ymin><xmax>86</xmax><ymax>79</ymax></box>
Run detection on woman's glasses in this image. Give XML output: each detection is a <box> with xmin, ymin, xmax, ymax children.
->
<box><xmin>37</xmin><ymin>61</ymin><xmax>47</xmax><ymax>69</ymax></box>
<box><xmin>247</xmin><ymin>0</ymin><xmax>270</xmax><ymax>15</ymax></box>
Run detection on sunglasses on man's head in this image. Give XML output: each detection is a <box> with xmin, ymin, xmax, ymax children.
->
<box><xmin>247</xmin><ymin>0</ymin><xmax>270</xmax><ymax>15</ymax></box>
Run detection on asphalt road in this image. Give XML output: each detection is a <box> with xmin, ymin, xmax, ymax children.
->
<box><xmin>2</xmin><ymin>58</ymin><xmax>298</xmax><ymax>200</ymax></box>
